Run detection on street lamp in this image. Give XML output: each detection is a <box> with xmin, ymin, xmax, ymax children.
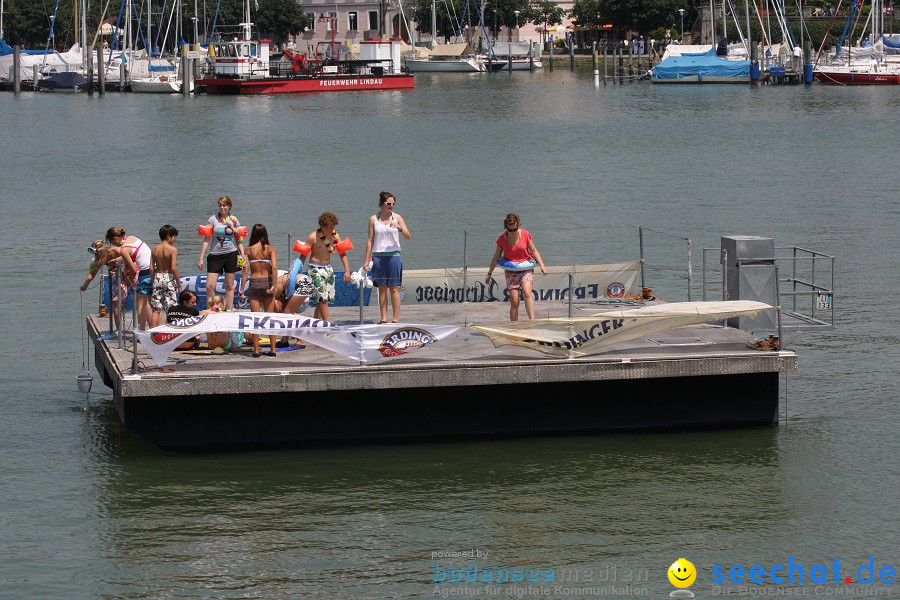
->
<box><xmin>677</xmin><ymin>8</ymin><xmax>685</xmax><ymax>42</ymax></box>
<box><xmin>514</xmin><ymin>10</ymin><xmax>520</xmax><ymax>41</ymax></box>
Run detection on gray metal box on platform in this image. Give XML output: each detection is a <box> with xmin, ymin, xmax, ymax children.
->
<box><xmin>721</xmin><ymin>236</ymin><xmax>778</xmax><ymax>333</ymax></box>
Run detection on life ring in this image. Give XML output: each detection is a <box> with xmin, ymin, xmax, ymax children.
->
<box><xmin>498</xmin><ymin>258</ymin><xmax>536</xmax><ymax>271</ymax></box>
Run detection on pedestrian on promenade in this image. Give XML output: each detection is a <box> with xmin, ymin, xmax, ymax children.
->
<box><xmin>363</xmin><ymin>191</ymin><xmax>411</xmax><ymax>324</ymax></box>
<box><xmin>485</xmin><ymin>213</ymin><xmax>547</xmax><ymax>321</ymax></box>
<box><xmin>198</xmin><ymin>195</ymin><xmax>245</xmax><ymax>311</ymax></box>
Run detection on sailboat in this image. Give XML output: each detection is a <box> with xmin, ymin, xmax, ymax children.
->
<box><xmin>405</xmin><ymin>0</ymin><xmax>491</xmax><ymax>72</ymax></box>
<box><xmin>813</xmin><ymin>0</ymin><xmax>900</xmax><ymax>84</ymax></box>
<box><xmin>129</xmin><ymin>0</ymin><xmax>195</xmax><ymax>91</ymax></box>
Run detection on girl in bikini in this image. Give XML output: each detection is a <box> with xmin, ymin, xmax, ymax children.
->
<box><xmin>240</xmin><ymin>224</ymin><xmax>278</xmax><ymax>357</ymax></box>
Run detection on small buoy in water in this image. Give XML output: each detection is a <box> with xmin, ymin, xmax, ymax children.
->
<box><xmin>76</xmin><ymin>371</ymin><xmax>93</xmax><ymax>394</ymax></box>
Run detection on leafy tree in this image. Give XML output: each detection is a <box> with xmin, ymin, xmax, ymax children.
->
<box><xmin>255</xmin><ymin>0</ymin><xmax>308</xmax><ymax>43</ymax></box>
<box><xmin>569</xmin><ymin>0</ymin><xmax>606</xmax><ymax>32</ymax></box>
<box><xmin>528</xmin><ymin>0</ymin><xmax>565</xmax><ymax>29</ymax></box>
<box><xmin>598</xmin><ymin>0</ymin><xmax>687</xmax><ymax>34</ymax></box>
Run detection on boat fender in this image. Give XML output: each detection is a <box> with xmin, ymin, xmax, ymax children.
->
<box><xmin>335</xmin><ymin>237</ymin><xmax>353</xmax><ymax>256</ymax></box>
<box><xmin>498</xmin><ymin>258</ymin><xmax>536</xmax><ymax>271</ymax></box>
<box><xmin>292</xmin><ymin>240</ymin><xmax>312</xmax><ymax>257</ymax></box>
<box><xmin>287</xmin><ymin>258</ymin><xmax>304</xmax><ymax>297</ymax></box>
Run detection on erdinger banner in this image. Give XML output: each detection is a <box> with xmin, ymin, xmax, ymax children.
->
<box><xmin>134</xmin><ymin>312</ymin><xmax>459</xmax><ymax>366</ymax></box>
<box><xmin>403</xmin><ymin>262</ymin><xmax>641</xmax><ymax>305</ymax></box>
<box><xmin>469</xmin><ymin>301</ymin><xmax>775</xmax><ymax>357</ymax></box>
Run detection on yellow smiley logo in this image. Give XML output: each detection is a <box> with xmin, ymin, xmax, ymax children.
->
<box><xmin>668</xmin><ymin>558</ymin><xmax>697</xmax><ymax>588</ymax></box>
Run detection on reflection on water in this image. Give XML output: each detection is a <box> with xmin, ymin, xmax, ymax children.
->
<box><xmin>89</xmin><ymin>425</ymin><xmax>783</xmax><ymax>597</ymax></box>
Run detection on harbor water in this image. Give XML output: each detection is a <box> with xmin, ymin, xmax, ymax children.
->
<box><xmin>1</xmin><ymin>69</ymin><xmax>898</xmax><ymax>598</ymax></box>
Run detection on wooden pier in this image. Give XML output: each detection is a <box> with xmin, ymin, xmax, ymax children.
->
<box><xmin>89</xmin><ymin>300</ymin><xmax>797</xmax><ymax>451</ymax></box>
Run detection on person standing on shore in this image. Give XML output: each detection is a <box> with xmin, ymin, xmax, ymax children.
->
<box><xmin>303</xmin><ymin>212</ymin><xmax>351</xmax><ymax>323</ymax></box>
<box><xmin>485</xmin><ymin>213</ymin><xmax>547</xmax><ymax>321</ymax></box>
<box><xmin>106</xmin><ymin>227</ymin><xmax>153</xmax><ymax>330</ymax></box>
<box><xmin>363</xmin><ymin>191</ymin><xmax>411</xmax><ymax>324</ymax></box>
<box><xmin>198</xmin><ymin>195</ymin><xmax>245</xmax><ymax>311</ymax></box>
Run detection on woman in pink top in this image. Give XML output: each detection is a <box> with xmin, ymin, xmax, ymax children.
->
<box><xmin>485</xmin><ymin>213</ymin><xmax>547</xmax><ymax>321</ymax></box>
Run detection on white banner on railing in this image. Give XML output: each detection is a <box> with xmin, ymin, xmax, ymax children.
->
<box><xmin>469</xmin><ymin>301</ymin><xmax>775</xmax><ymax>357</ymax></box>
<box><xmin>134</xmin><ymin>312</ymin><xmax>460</xmax><ymax>366</ymax></box>
<box><xmin>402</xmin><ymin>261</ymin><xmax>642</xmax><ymax>305</ymax></box>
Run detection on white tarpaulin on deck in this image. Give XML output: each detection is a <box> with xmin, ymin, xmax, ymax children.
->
<box><xmin>469</xmin><ymin>301</ymin><xmax>775</xmax><ymax>357</ymax></box>
<box><xmin>134</xmin><ymin>312</ymin><xmax>460</xmax><ymax>366</ymax></box>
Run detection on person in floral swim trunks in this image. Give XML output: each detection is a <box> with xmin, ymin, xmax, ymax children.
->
<box><xmin>302</xmin><ymin>212</ymin><xmax>351</xmax><ymax>323</ymax></box>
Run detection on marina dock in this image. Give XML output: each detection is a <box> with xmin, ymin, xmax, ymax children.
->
<box><xmin>89</xmin><ymin>300</ymin><xmax>797</xmax><ymax>451</ymax></box>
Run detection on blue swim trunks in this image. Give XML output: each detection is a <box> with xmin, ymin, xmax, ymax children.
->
<box><xmin>372</xmin><ymin>254</ymin><xmax>402</xmax><ymax>287</ymax></box>
<box><xmin>135</xmin><ymin>270</ymin><xmax>153</xmax><ymax>295</ymax></box>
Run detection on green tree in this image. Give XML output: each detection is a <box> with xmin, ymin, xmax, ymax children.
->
<box><xmin>599</xmin><ymin>0</ymin><xmax>687</xmax><ymax>34</ymax></box>
<box><xmin>255</xmin><ymin>0</ymin><xmax>308</xmax><ymax>43</ymax></box>
<box><xmin>569</xmin><ymin>0</ymin><xmax>606</xmax><ymax>32</ymax></box>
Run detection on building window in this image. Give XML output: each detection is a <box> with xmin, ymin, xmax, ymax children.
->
<box><xmin>368</xmin><ymin>10</ymin><xmax>379</xmax><ymax>31</ymax></box>
<box><xmin>348</xmin><ymin>11</ymin><xmax>358</xmax><ymax>31</ymax></box>
<box><xmin>306</xmin><ymin>12</ymin><xmax>315</xmax><ymax>31</ymax></box>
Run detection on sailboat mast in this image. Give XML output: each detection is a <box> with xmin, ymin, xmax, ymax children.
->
<box><xmin>1</xmin><ymin>0</ymin><xmax>5</xmax><ymax>41</ymax></box>
<box><xmin>431</xmin><ymin>0</ymin><xmax>437</xmax><ymax>44</ymax></box>
<box><xmin>81</xmin><ymin>0</ymin><xmax>88</xmax><ymax>68</ymax></box>
<box><xmin>148</xmin><ymin>0</ymin><xmax>152</xmax><ymax>55</ymax></box>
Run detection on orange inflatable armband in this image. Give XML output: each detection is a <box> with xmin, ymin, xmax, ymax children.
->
<box><xmin>234</xmin><ymin>225</ymin><xmax>248</xmax><ymax>239</ymax></box>
<box><xmin>198</xmin><ymin>224</ymin><xmax>213</xmax><ymax>237</ymax></box>
<box><xmin>292</xmin><ymin>239</ymin><xmax>312</xmax><ymax>257</ymax></box>
<box><xmin>335</xmin><ymin>237</ymin><xmax>353</xmax><ymax>256</ymax></box>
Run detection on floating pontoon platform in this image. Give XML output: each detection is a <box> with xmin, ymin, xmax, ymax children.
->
<box><xmin>89</xmin><ymin>301</ymin><xmax>797</xmax><ymax>451</ymax></box>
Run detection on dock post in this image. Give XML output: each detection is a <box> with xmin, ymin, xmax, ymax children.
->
<box><xmin>508</xmin><ymin>43</ymin><xmax>513</xmax><ymax>72</ymax></box>
<box><xmin>592</xmin><ymin>41</ymin><xmax>599</xmax><ymax>85</ymax></box>
<box><xmin>97</xmin><ymin>46</ymin><xmax>105</xmax><ymax>95</ymax></box>
<box><xmin>463</xmin><ymin>229</ymin><xmax>469</xmax><ymax>301</ymax></box>
<box><xmin>33</xmin><ymin>64</ymin><xmax>39</xmax><ymax>90</ymax></box>
<box><xmin>569</xmin><ymin>41</ymin><xmax>575</xmax><ymax>70</ymax></box>
<box><xmin>618</xmin><ymin>47</ymin><xmax>624</xmax><ymax>84</ymax></box>
<box><xmin>131</xmin><ymin>296</ymin><xmax>139</xmax><ymax>374</ymax></box>
<box><xmin>86</xmin><ymin>47</ymin><xmax>94</xmax><ymax>96</ymax></box>
<box><xmin>803</xmin><ymin>40</ymin><xmax>813</xmax><ymax>83</ymax></box>
<box><xmin>13</xmin><ymin>45</ymin><xmax>20</xmax><ymax>94</ymax></box>
<box><xmin>568</xmin><ymin>272</ymin><xmax>574</xmax><ymax>318</ymax></box>
<box><xmin>182</xmin><ymin>50</ymin><xmax>190</xmax><ymax>96</ymax></box>
<box><xmin>750</xmin><ymin>40</ymin><xmax>760</xmax><ymax>84</ymax></box>
<box><xmin>549</xmin><ymin>43</ymin><xmax>554</xmax><ymax>72</ymax></box>
<box><xmin>603</xmin><ymin>46</ymin><xmax>608</xmax><ymax>84</ymax></box>
<box><xmin>638</xmin><ymin>225</ymin><xmax>646</xmax><ymax>289</ymax></box>
<box><xmin>120</xmin><ymin>62</ymin><xmax>126</xmax><ymax>91</ymax></box>
<box><xmin>721</xmin><ymin>250</ymin><xmax>729</xmax><ymax>301</ymax></box>
<box><xmin>702</xmin><ymin>250</ymin><xmax>707</xmax><ymax>301</ymax></box>
<box><xmin>107</xmin><ymin>274</ymin><xmax>114</xmax><ymax>332</ymax></box>
<box><xmin>359</xmin><ymin>278</ymin><xmax>365</xmax><ymax>324</ymax></box>
<box><xmin>686</xmin><ymin>238</ymin><xmax>693</xmax><ymax>301</ymax></box>
<box><xmin>775</xmin><ymin>264</ymin><xmax>784</xmax><ymax>349</ymax></box>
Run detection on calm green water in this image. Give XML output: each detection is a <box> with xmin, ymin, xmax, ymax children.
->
<box><xmin>1</xmin><ymin>70</ymin><xmax>898</xmax><ymax>598</ymax></box>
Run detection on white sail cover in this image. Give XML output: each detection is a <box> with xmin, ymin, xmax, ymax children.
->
<box><xmin>135</xmin><ymin>312</ymin><xmax>460</xmax><ymax>365</ymax></box>
<box><xmin>469</xmin><ymin>300</ymin><xmax>775</xmax><ymax>357</ymax></box>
